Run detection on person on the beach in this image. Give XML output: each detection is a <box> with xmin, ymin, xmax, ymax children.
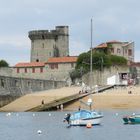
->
<box><xmin>41</xmin><ymin>100</ymin><xmax>45</xmax><ymax>105</ymax></box>
<box><xmin>60</xmin><ymin>104</ymin><xmax>63</xmax><ymax>111</ymax></box>
<box><xmin>78</xmin><ymin>106</ymin><xmax>81</xmax><ymax>111</ymax></box>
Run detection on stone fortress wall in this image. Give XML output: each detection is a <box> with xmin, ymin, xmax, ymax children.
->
<box><xmin>29</xmin><ymin>26</ymin><xmax>69</xmax><ymax>62</ymax></box>
<box><xmin>0</xmin><ymin>71</ymin><xmax>65</xmax><ymax>107</ymax></box>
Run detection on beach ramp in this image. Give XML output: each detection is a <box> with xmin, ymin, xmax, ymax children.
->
<box><xmin>0</xmin><ymin>87</ymin><xmax>82</xmax><ymax>112</ymax></box>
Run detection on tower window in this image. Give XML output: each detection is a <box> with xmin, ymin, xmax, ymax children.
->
<box><xmin>42</xmin><ymin>35</ymin><xmax>45</xmax><ymax>39</ymax></box>
<box><xmin>49</xmin><ymin>52</ymin><xmax>51</xmax><ymax>57</ymax></box>
<box><xmin>42</xmin><ymin>43</ymin><xmax>44</xmax><ymax>48</ymax></box>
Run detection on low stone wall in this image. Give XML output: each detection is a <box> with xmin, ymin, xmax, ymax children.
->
<box><xmin>82</xmin><ymin>66</ymin><xmax>129</xmax><ymax>86</ymax></box>
<box><xmin>0</xmin><ymin>76</ymin><xmax>65</xmax><ymax>107</ymax></box>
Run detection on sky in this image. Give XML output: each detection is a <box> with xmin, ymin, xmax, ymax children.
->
<box><xmin>0</xmin><ymin>0</ymin><xmax>140</xmax><ymax>66</ymax></box>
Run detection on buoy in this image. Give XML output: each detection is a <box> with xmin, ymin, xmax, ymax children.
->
<box><xmin>37</xmin><ymin>130</ymin><xmax>42</xmax><ymax>135</ymax></box>
<box><xmin>86</xmin><ymin>123</ymin><xmax>92</xmax><ymax>128</ymax></box>
<box><xmin>6</xmin><ymin>113</ymin><xmax>11</xmax><ymax>117</ymax></box>
<box><xmin>115</xmin><ymin>113</ymin><xmax>118</xmax><ymax>116</ymax></box>
<box><xmin>33</xmin><ymin>113</ymin><xmax>35</xmax><ymax>117</ymax></box>
<box><xmin>49</xmin><ymin>113</ymin><xmax>51</xmax><ymax>116</ymax></box>
<box><xmin>132</xmin><ymin>113</ymin><xmax>135</xmax><ymax>115</ymax></box>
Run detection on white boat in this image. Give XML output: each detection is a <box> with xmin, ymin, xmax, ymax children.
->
<box><xmin>64</xmin><ymin>109</ymin><xmax>103</xmax><ymax>126</ymax></box>
<box><xmin>63</xmin><ymin>19</ymin><xmax>103</xmax><ymax>126</ymax></box>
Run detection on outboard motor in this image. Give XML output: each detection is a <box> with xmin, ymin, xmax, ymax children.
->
<box><xmin>64</xmin><ymin>113</ymin><xmax>71</xmax><ymax>124</ymax></box>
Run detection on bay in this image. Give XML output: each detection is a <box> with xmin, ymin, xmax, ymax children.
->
<box><xmin>0</xmin><ymin>110</ymin><xmax>140</xmax><ymax>140</ymax></box>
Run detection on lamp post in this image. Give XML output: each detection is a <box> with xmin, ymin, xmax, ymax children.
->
<box><xmin>90</xmin><ymin>18</ymin><xmax>93</xmax><ymax>92</ymax></box>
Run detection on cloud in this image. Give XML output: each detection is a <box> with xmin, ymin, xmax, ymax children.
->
<box><xmin>0</xmin><ymin>35</ymin><xmax>30</xmax><ymax>48</ymax></box>
<box><xmin>69</xmin><ymin>40</ymin><xmax>89</xmax><ymax>56</ymax></box>
<box><xmin>0</xmin><ymin>0</ymin><xmax>140</xmax><ymax>65</ymax></box>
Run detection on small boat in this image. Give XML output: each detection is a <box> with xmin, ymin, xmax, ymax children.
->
<box><xmin>64</xmin><ymin>109</ymin><xmax>103</xmax><ymax>126</ymax></box>
<box><xmin>123</xmin><ymin>115</ymin><xmax>140</xmax><ymax>124</ymax></box>
<box><xmin>63</xmin><ymin>20</ymin><xmax>103</xmax><ymax>127</ymax></box>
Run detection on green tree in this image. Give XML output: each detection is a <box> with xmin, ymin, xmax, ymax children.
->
<box><xmin>70</xmin><ymin>51</ymin><xmax>127</xmax><ymax>81</ymax></box>
<box><xmin>109</xmin><ymin>55</ymin><xmax>127</xmax><ymax>65</ymax></box>
<box><xmin>76</xmin><ymin>51</ymin><xmax>112</xmax><ymax>71</ymax></box>
<box><xmin>0</xmin><ymin>60</ymin><xmax>9</xmax><ymax>67</ymax></box>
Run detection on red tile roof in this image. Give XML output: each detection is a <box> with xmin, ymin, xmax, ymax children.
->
<box><xmin>106</xmin><ymin>40</ymin><xmax>122</xmax><ymax>43</ymax></box>
<box><xmin>94</xmin><ymin>43</ymin><xmax>107</xmax><ymax>49</ymax></box>
<box><xmin>94</xmin><ymin>40</ymin><xmax>124</xmax><ymax>49</ymax></box>
<box><xmin>14</xmin><ymin>62</ymin><xmax>45</xmax><ymax>67</ymax></box>
<box><xmin>47</xmin><ymin>56</ymin><xmax>78</xmax><ymax>63</ymax></box>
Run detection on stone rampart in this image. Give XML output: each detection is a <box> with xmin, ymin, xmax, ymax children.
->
<box><xmin>0</xmin><ymin>76</ymin><xmax>65</xmax><ymax>107</ymax></box>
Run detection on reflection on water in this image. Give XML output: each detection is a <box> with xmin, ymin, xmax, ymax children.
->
<box><xmin>1</xmin><ymin>110</ymin><xmax>140</xmax><ymax>140</ymax></box>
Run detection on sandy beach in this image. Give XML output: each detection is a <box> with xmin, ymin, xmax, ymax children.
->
<box><xmin>1</xmin><ymin>86</ymin><xmax>140</xmax><ymax>112</ymax></box>
<box><xmin>0</xmin><ymin>87</ymin><xmax>81</xmax><ymax>112</ymax></box>
<box><xmin>64</xmin><ymin>86</ymin><xmax>140</xmax><ymax>110</ymax></box>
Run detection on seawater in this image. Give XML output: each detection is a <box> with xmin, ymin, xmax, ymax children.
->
<box><xmin>1</xmin><ymin>110</ymin><xmax>140</xmax><ymax>140</ymax></box>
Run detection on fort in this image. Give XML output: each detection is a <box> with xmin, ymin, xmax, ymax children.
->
<box><xmin>0</xmin><ymin>25</ymin><xmax>139</xmax><ymax>110</ymax></box>
<box><xmin>28</xmin><ymin>26</ymin><xmax>69</xmax><ymax>62</ymax></box>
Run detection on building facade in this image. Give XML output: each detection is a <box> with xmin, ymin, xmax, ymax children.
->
<box><xmin>94</xmin><ymin>40</ymin><xmax>134</xmax><ymax>62</ymax></box>
<box><xmin>13</xmin><ymin>56</ymin><xmax>77</xmax><ymax>81</ymax></box>
<box><xmin>28</xmin><ymin>26</ymin><xmax>69</xmax><ymax>62</ymax></box>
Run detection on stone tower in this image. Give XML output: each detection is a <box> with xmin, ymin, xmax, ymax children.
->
<box><xmin>28</xmin><ymin>26</ymin><xmax>69</xmax><ymax>62</ymax></box>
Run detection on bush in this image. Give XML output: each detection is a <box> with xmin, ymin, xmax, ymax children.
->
<box><xmin>110</xmin><ymin>55</ymin><xmax>127</xmax><ymax>65</ymax></box>
<box><xmin>0</xmin><ymin>60</ymin><xmax>9</xmax><ymax>67</ymax></box>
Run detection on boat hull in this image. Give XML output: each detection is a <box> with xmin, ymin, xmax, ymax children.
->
<box><xmin>70</xmin><ymin>117</ymin><xmax>102</xmax><ymax>126</ymax></box>
<box><xmin>123</xmin><ymin>115</ymin><xmax>140</xmax><ymax>124</ymax></box>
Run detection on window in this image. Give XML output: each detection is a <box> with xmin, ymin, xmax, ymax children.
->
<box><xmin>32</xmin><ymin>68</ymin><xmax>35</xmax><ymax>73</ymax></box>
<box><xmin>40</xmin><ymin>67</ymin><xmax>43</xmax><ymax>73</ymax></box>
<box><xmin>110</xmin><ymin>48</ymin><xmax>114</xmax><ymax>53</ymax></box>
<box><xmin>128</xmin><ymin>49</ymin><xmax>132</xmax><ymax>56</ymax></box>
<box><xmin>49</xmin><ymin>52</ymin><xmax>51</xmax><ymax>57</ymax></box>
<box><xmin>25</xmin><ymin>68</ymin><xmax>27</xmax><ymax>73</ymax></box>
<box><xmin>42</xmin><ymin>35</ymin><xmax>45</xmax><ymax>39</ymax></box>
<box><xmin>42</xmin><ymin>43</ymin><xmax>44</xmax><ymax>48</ymax></box>
<box><xmin>117</xmin><ymin>48</ymin><xmax>121</xmax><ymax>54</ymax></box>
<box><xmin>50</xmin><ymin>64</ymin><xmax>58</xmax><ymax>69</ymax></box>
<box><xmin>54</xmin><ymin>64</ymin><xmax>58</xmax><ymax>69</ymax></box>
<box><xmin>50</xmin><ymin>64</ymin><xmax>54</xmax><ymax>69</ymax></box>
<box><xmin>15</xmin><ymin>80</ymin><xmax>18</xmax><ymax>86</ymax></box>
<box><xmin>28</xmin><ymin>81</ymin><xmax>31</xmax><ymax>87</ymax></box>
<box><xmin>17</xmin><ymin>68</ymin><xmax>20</xmax><ymax>73</ymax></box>
<box><xmin>1</xmin><ymin>79</ymin><xmax>4</xmax><ymax>88</ymax></box>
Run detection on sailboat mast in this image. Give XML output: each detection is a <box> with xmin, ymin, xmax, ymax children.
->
<box><xmin>90</xmin><ymin>18</ymin><xmax>93</xmax><ymax>90</ymax></box>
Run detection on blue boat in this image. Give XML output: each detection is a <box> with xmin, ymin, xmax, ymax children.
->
<box><xmin>64</xmin><ymin>109</ymin><xmax>103</xmax><ymax>126</ymax></box>
<box><xmin>123</xmin><ymin>115</ymin><xmax>140</xmax><ymax>124</ymax></box>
